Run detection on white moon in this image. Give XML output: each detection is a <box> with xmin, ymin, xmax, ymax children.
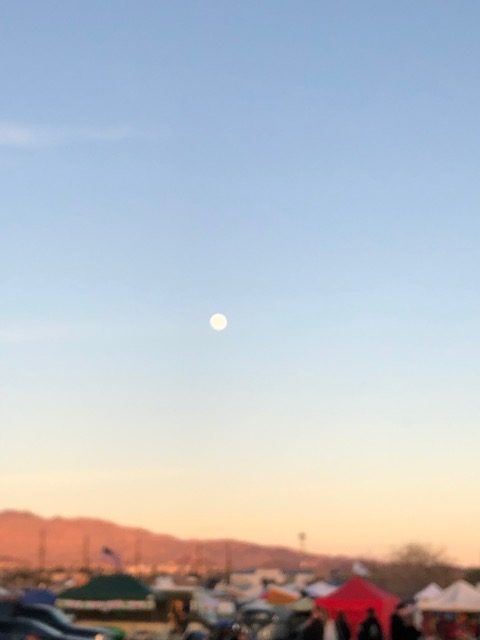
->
<box><xmin>209</xmin><ymin>313</ymin><xmax>228</xmax><ymax>331</ymax></box>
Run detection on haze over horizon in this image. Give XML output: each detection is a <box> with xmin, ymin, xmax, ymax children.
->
<box><xmin>2</xmin><ymin>2</ymin><xmax>480</xmax><ymax>567</ymax></box>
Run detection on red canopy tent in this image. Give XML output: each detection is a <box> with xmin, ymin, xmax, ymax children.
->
<box><xmin>315</xmin><ymin>577</ymin><xmax>399</xmax><ymax>640</ymax></box>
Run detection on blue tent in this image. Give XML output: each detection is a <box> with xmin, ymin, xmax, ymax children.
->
<box><xmin>22</xmin><ymin>588</ymin><xmax>56</xmax><ymax>606</ymax></box>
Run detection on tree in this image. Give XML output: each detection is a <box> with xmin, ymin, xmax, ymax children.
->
<box><xmin>370</xmin><ymin>543</ymin><xmax>458</xmax><ymax>599</ymax></box>
<box><xmin>463</xmin><ymin>567</ymin><xmax>480</xmax><ymax>585</ymax></box>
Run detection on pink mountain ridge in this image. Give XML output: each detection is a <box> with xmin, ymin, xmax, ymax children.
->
<box><xmin>0</xmin><ymin>510</ymin><xmax>352</xmax><ymax>572</ymax></box>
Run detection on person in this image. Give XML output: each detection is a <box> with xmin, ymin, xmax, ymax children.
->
<box><xmin>403</xmin><ymin>613</ymin><xmax>421</xmax><ymax>640</ymax></box>
<box><xmin>422</xmin><ymin>613</ymin><xmax>439</xmax><ymax>640</ymax></box>
<box><xmin>211</xmin><ymin>620</ymin><xmax>235</xmax><ymax>640</ymax></box>
<box><xmin>231</xmin><ymin>624</ymin><xmax>252</xmax><ymax>640</ymax></box>
<box><xmin>169</xmin><ymin>599</ymin><xmax>188</xmax><ymax>637</ymax></box>
<box><xmin>302</xmin><ymin>607</ymin><xmax>326</xmax><ymax>640</ymax></box>
<box><xmin>358</xmin><ymin>608</ymin><xmax>384</xmax><ymax>640</ymax></box>
<box><xmin>182</xmin><ymin>615</ymin><xmax>211</xmax><ymax>640</ymax></box>
<box><xmin>335</xmin><ymin>612</ymin><xmax>351</xmax><ymax>640</ymax></box>
<box><xmin>454</xmin><ymin>614</ymin><xmax>476</xmax><ymax>640</ymax></box>
<box><xmin>325</xmin><ymin>615</ymin><xmax>339</xmax><ymax>640</ymax></box>
<box><xmin>390</xmin><ymin>604</ymin><xmax>408</xmax><ymax>640</ymax></box>
<box><xmin>466</xmin><ymin>615</ymin><xmax>479</xmax><ymax>640</ymax></box>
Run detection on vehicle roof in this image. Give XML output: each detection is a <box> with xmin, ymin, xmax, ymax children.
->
<box><xmin>15</xmin><ymin>616</ymin><xmax>87</xmax><ymax>640</ymax></box>
<box><xmin>18</xmin><ymin>606</ymin><xmax>115</xmax><ymax>636</ymax></box>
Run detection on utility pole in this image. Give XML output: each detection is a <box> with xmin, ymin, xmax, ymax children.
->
<box><xmin>298</xmin><ymin>532</ymin><xmax>306</xmax><ymax>553</ymax></box>
<box><xmin>225</xmin><ymin>541</ymin><xmax>232</xmax><ymax>585</ymax></box>
<box><xmin>134</xmin><ymin>535</ymin><xmax>142</xmax><ymax>569</ymax></box>
<box><xmin>82</xmin><ymin>534</ymin><xmax>90</xmax><ymax>570</ymax></box>
<box><xmin>194</xmin><ymin>542</ymin><xmax>206</xmax><ymax>576</ymax></box>
<box><xmin>194</xmin><ymin>543</ymin><xmax>201</xmax><ymax>575</ymax></box>
<box><xmin>298</xmin><ymin>532</ymin><xmax>306</xmax><ymax>569</ymax></box>
<box><xmin>38</xmin><ymin>528</ymin><xmax>46</xmax><ymax>572</ymax></box>
<box><xmin>199</xmin><ymin>542</ymin><xmax>205</xmax><ymax>576</ymax></box>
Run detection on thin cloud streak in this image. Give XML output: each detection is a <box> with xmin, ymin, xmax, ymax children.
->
<box><xmin>0</xmin><ymin>319</ymin><xmax>172</xmax><ymax>345</ymax></box>
<box><xmin>0</xmin><ymin>123</ymin><xmax>136</xmax><ymax>147</ymax></box>
<box><xmin>0</xmin><ymin>325</ymin><xmax>92</xmax><ymax>344</ymax></box>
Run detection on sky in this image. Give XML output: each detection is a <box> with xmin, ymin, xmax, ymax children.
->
<box><xmin>1</xmin><ymin>1</ymin><xmax>480</xmax><ymax>566</ymax></box>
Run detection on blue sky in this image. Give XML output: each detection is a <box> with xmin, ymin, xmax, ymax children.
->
<box><xmin>2</xmin><ymin>1</ymin><xmax>480</xmax><ymax>563</ymax></box>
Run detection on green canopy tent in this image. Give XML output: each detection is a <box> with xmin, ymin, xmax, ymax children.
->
<box><xmin>57</xmin><ymin>574</ymin><xmax>155</xmax><ymax>614</ymax></box>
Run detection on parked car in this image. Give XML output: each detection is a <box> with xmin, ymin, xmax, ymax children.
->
<box><xmin>16</xmin><ymin>604</ymin><xmax>117</xmax><ymax>640</ymax></box>
<box><xmin>0</xmin><ymin>615</ymin><xmax>86</xmax><ymax>640</ymax></box>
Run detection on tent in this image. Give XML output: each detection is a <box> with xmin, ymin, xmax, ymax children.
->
<box><xmin>21</xmin><ymin>588</ymin><xmax>56</xmax><ymax>606</ymax></box>
<box><xmin>305</xmin><ymin>581</ymin><xmax>338</xmax><ymax>598</ymax></box>
<box><xmin>415</xmin><ymin>583</ymin><xmax>443</xmax><ymax>602</ymax></box>
<box><xmin>241</xmin><ymin>599</ymin><xmax>274</xmax><ymax>612</ymax></box>
<box><xmin>57</xmin><ymin>573</ymin><xmax>155</xmax><ymax>612</ymax></box>
<box><xmin>315</xmin><ymin>577</ymin><xmax>399</xmax><ymax>638</ymax></box>
<box><xmin>288</xmin><ymin>597</ymin><xmax>314</xmax><ymax>613</ymax></box>
<box><xmin>420</xmin><ymin>580</ymin><xmax>480</xmax><ymax>613</ymax></box>
<box><xmin>264</xmin><ymin>585</ymin><xmax>300</xmax><ymax>605</ymax></box>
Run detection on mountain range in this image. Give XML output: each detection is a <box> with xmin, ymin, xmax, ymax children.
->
<box><xmin>0</xmin><ymin>510</ymin><xmax>350</xmax><ymax>573</ymax></box>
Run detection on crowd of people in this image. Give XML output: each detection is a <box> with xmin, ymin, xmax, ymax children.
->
<box><xmin>175</xmin><ymin>599</ymin><xmax>480</xmax><ymax>640</ymax></box>
<box><xmin>301</xmin><ymin>607</ymin><xmax>381</xmax><ymax>640</ymax></box>
<box><xmin>298</xmin><ymin>604</ymin><xmax>422</xmax><ymax>640</ymax></box>
<box><xmin>299</xmin><ymin>603</ymin><xmax>480</xmax><ymax>640</ymax></box>
<box><xmin>422</xmin><ymin>613</ymin><xmax>480</xmax><ymax>640</ymax></box>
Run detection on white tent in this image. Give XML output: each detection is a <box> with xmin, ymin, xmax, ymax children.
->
<box><xmin>152</xmin><ymin>575</ymin><xmax>175</xmax><ymax>591</ymax></box>
<box><xmin>241</xmin><ymin>599</ymin><xmax>274</xmax><ymax>612</ymax></box>
<box><xmin>421</xmin><ymin>580</ymin><xmax>480</xmax><ymax>612</ymax></box>
<box><xmin>415</xmin><ymin>583</ymin><xmax>443</xmax><ymax>602</ymax></box>
<box><xmin>304</xmin><ymin>581</ymin><xmax>337</xmax><ymax>598</ymax></box>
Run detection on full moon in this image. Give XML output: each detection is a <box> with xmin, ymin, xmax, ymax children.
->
<box><xmin>209</xmin><ymin>313</ymin><xmax>228</xmax><ymax>331</ymax></box>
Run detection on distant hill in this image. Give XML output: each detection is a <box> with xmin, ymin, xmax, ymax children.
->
<box><xmin>0</xmin><ymin>510</ymin><xmax>350</xmax><ymax>572</ymax></box>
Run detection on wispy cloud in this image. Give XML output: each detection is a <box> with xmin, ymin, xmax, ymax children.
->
<box><xmin>0</xmin><ymin>319</ymin><xmax>171</xmax><ymax>345</ymax></box>
<box><xmin>0</xmin><ymin>123</ymin><xmax>135</xmax><ymax>148</ymax></box>
<box><xmin>0</xmin><ymin>324</ymin><xmax>97</xmax><ymax>345</ymax></box>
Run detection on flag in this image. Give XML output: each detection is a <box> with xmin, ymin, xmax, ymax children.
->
<box><xmin>100</xmin><ymin>546</ymin><xmax>123</xmax><ymax>570</ymax></box>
